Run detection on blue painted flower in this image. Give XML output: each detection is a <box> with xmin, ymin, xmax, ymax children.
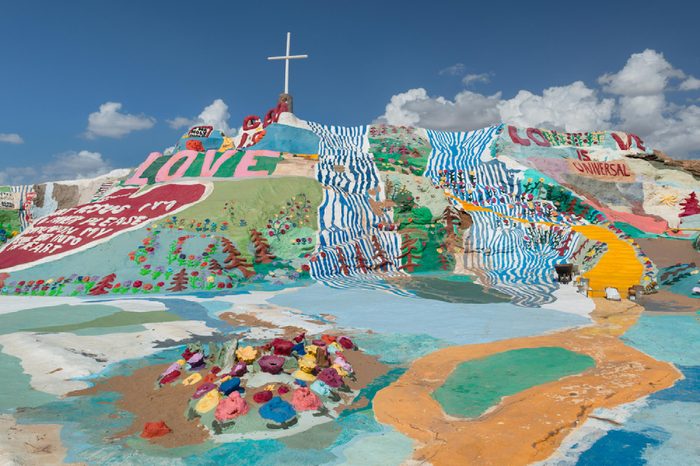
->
<box><xmin>258</xmin><ymin>396</ymin><xmax>296</xmax><ymax>424</ymax></box>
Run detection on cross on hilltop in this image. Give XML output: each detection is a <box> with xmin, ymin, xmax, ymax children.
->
<box><xmin>267</xmin><ymin>32</ymin><xmax>308</xmax><ymax>112</ymax></box>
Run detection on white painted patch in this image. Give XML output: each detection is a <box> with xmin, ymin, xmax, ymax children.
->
<box><xmin>0</xmin><ymin>320</ymin><xmax>215</xmax><ymax>395</ymax></box>
<box><xmin>541</xmin><ymin>283</ymin><xmax>595</xmax><ymax>319</ymax></box>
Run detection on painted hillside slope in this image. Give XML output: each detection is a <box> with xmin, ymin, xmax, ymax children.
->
<box><xmin>0</xmin><ymin>111</ymin><xmax>698</xmax><ymax>306</ymax></box>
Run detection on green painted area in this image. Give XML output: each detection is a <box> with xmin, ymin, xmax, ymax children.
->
<box><xmin>0</xmin><ymin>345</ymin><xmax>55</xmax><ymax>411</ymax></box>
<box><xmin>0</xmin><ymin>304</ymin><xmax>120</xmax><ymax>334</ymax></box>
<box><xmin>614</xmin><ymin>222</ymin><xmax>660</xmax><ymax>239</ymax></box>
<box><xmin>176</xmin><ymin>178</ymin><xmax>323</xmax><ymax>261</ymax></box>
<box><xmin>432</xmin><ymin>346</ymin><xmax>595</xmax><ymax>418</ymax></box>
<box><xmin>0</xmin><ymin>209</ymin><xmax>21</xmax><ymax>243</ymax></box>
<box><xmin>27</xmin><ymin>311</ymin><xmax>181</xmax><ymax>335</ymax></box>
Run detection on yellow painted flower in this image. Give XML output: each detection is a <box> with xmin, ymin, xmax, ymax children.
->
<box><xmin>176</xmin><ymin>359</ymin><xmax>186</xmax><ymax>366</ymax></box>
<box><xmin>207</xmin><ymin>275</ymin><xmax>215</xmax><ymax>283</ymax></box>
<box><xmin>332</xmin><ymin>364</ymin><xmax>348</xmax><ymax>377</ymax></box>
<box><xmin>292</xmin><ymin>369</ymin><xmax>317</xmax><ymax>382</ymax></box>
<box><xmin>195</xmin><ymin>389</ymin><xmax>220</xmax><ymax>414</ymax></box>
<box><xmin>304</xmin><ymin>345</ymin><xmax>318</xmax><ymax>356</ymax></box>
<box><xmin>298</xmin><ymin>354</ymin><xmax>317</xmax><ymax>373</ymax></box>
<box><xmin>436</xmin><ymin>248</ymin><xmax>443</xmax><ymax>254</ymax></box>
<box><xmin>236</xmin><ymin>346</ymin><xmax>258</xmax><ymax>364</ymax></box>
<box><xmin>329</xmin><ymin>342</ymin><xmax>343</xmax><ymax>352</ymax></box>
<box><xmin>182</xmin><ymin>373</ymin><xmax>203</xmax><ymax>386</ymax></box>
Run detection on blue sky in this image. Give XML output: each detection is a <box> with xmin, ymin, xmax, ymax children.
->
<box><xmin>1</xmin><ymin>0</ymin><xmax>699</xmax><ymax>183</ymax></box>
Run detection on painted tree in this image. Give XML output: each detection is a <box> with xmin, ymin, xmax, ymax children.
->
<box><xmin>441</xmin><ymin>205</ymin><xmax>460</xmax><ymax>238</ymax></box>
<box><xmin>437</xmin><ymin>245</ymin><xmax>451</xmax><ymax>271</ymax></box>
<box><xmin>168</xmin><ymin>268</ymin><xmax>189</xmax><ymax>292</ymax></box>
<box><xmin>680</xmin><ymin>192</ymin><xmax>700</xmax><ymax>217</ymax></box>
<box><xmin>335</xmin><ymin>247</ymin><xmax>351</xmax><ymax>275</ymax></box>
<box><xmin>250</xmin><ymin>229</ymin><xmax>277</xmax><ymax>264</ymax></box>
<box><xmin>208</xmin><ymin>258</ymin><xmax>223</xmax><ymax>273</ymax></box>
<box><xmin>221</xmin><ymin>238</ymin><xmax>255</xmax><ymax>278</ymax></box>
<box><xmin>353</xmin><ymin>243</ymin><xmax>369</xmax><ymax>273</ymax></box>
<box><xmin>398</xmin><ymin>235</ymin><xmax>420</xmax><ymax>273</ymax></box>
<box><xmin>370</xmin><ymin>234</ymin><xmax>391</xmax><ymax>271</ymax></box>
<box><xmin>89</xmin><ymin>273</ymin><xmax>116</xmax><ymax>296</ymax></box>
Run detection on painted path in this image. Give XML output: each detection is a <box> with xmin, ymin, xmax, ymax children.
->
<box><xmin>373</xmin><ymin>299</ymin><xmax>680</xmax><ymax>466</ymax></box>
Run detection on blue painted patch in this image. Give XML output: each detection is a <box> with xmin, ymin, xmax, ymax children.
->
<box><xmin>154</xmin><ymin>298</ymin><xmax>232</xmax><ymax>333</ymax></box>
<box><xmin>651</xmin><ymin>365</ymin><xmax>700</xmax><ymax>403</ymax></box>
<box><xmin>247</xmin><ymin>123</ymin><xmax>320</xmax><ymax>154</ymax></box>
<box><xmin>576</xmin><ymin>430</ymin><xmax>661</xmax><ymax>466</ymax></box>
<box><xmin>271</xmin><ymin>284</ymin><xmax>590</xmax><ymax>345</ymax></box>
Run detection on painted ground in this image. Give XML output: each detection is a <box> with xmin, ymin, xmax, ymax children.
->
<box><xmin>0</xmin><ymin>111</ymin><xmax>698</xmax><ymax>465</ymax></box>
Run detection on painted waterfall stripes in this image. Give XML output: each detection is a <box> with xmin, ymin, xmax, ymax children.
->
<box><xmin>308</xmin><ymin>122</ymin><xmax>402</xmax><ymax>285</ymax></box>
<box><xmin>426</xmin><ymin>126</ymin><xmax>569</xmax><ymax>224</ymax></box>
<box><xmin>463</xmin><ymin>211</ymin><xmax>580</xmax><ymax>306</ymax></box>
<box><xmin>425</xmin><ymin>128</ymin><xmax>578</xmax><ymax>306</ymax></box>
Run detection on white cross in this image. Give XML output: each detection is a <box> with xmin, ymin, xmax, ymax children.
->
<box><xmin>267</xmin><ymin>32</ymin><xmax>308</xmax><ymax>95</ymax></box>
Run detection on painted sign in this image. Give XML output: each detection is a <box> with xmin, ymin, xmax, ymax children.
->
<box><xmin>0</xmin><ymin>182</ymin><xmax>210</xmax><ymax>272</ymax></box>
<box><xmin>0</xmin><ymin>191</ymin><xmax>20</xmax><ymax>210</ymax></box>
<box><xmin>506</xmin><ymin>125</ymin><xmax>647</xmax><ymax>154</ymax></box>
<box><xmin>188</xmin><ymin>125</ymin><xmax>213</xmax><ymax>138</ymax></box>
<box><xmin>567</xmin><ymin>159</ymin><xmax>634</xmax><ymax>182</ymax></box>
<box><xmin>124</xmin><ymin>150</ymin><xmax>284</xmax><ymax>185</ymax></box>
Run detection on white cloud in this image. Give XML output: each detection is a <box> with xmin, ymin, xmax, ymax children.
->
<box><xmin>680</xmin><ymin>76</ymin><xmax>700</xmax><ymax>91</ymax></box>
<box><xmin>85</xmin><ymin>102</ymin><xmax>155</xmax><ymax>139</ymax></box>
<box><xmin>376</xmin><ymin>88</ymin><xmax>502</xmax><ymax>131</ymax></box>
<box><xmin>377</xmin><ymin>82</ymin><xmax>612</xmax><ymax>133</ymax></box>
<box><xmin>0</xmin><ymin>150</ymin><xmax>114</xmax><ymax>185</ymax></box>
<box><xmin>462</xmin><ymin>72</ymin><xmax>491</xmax><ymax>87</ymax></box>
<box><xmin>598</xmin><ymin>49</ymin><xmax>686</xmax><ymax>96</ymax></box>
<box><xmin>439</xmin><ymin>63</ymin><xmax>465</xmax><ymax>76</ymax></box>
<box><xmin>377</xmin><ymin>49</ymin><xmax>700</xmax><ymax>158</ymax></box>
<box><xmin>498</xmin><ymin>81</ymin><xmax>614</xmax><ymax>131</ymax></box>
<box><xmin>0</xmin><ymin>133</ymin><xmax>23</xmax><ymax>144</ymax></box>
<box><xmin>167</xmin><ymin>99</ymin><xmax>235</xmax><ymax>135</ymax></box>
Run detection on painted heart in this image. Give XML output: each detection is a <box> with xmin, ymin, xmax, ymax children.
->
<box><xmin>0</xmin><ymin>182</ymin><xmax>210</xmax><ymax>272</ymax></box>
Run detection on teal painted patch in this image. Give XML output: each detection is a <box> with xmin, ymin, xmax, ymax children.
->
<box><xmin>0</xmin><ymin>345</ymin><xmax>55</xmax><ymax>411</ymax></box>
<box><xmin>0</xmin><ymin>304</ymin><xmax>120</xmax><ymax>334</ymax></box>
<box><xmin>432</xmin><ymin>346</ymin><xmax>594</xmax><ymax>418</ymax></box>
<box><xmin>623</xmin><ymin>314</ymin><xmax>700</xmax><ymax>366</ymax></box>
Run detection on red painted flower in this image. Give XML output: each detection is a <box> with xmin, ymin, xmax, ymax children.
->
<box><xmin>253</xmin><ymin>390</ymin><xmax>273</xmax><ymax>404</ymax></box>
<box><xmin>185</xmin><ymin>139</ymin><xmax>204</xmax><ymax>152</ymax></box>
<box><xmin>133</xmin><ymin>280</ymin><xmax>143</xmax><ymax>288</ymax></box>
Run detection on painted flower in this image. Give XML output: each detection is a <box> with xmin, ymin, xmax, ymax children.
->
<box><xmin>271</xmin><ymin>338</ymin><xmax>294</xmax><ymax>356</ymax></box>
<box><xmin>291</xmin><ymin>387</ymin><xmax>322</xmax><ymax>411</ymax></box>
<box><xmin>235</xmin><ymin>346</ymin><xmax>258</xmax><ymax>364</ymax></box>
<box><xmin>192</xmin><ymin>382</ymin><xmax>217</xmax><ymax>399</ymax></box>
<box><xmin>258</xmin><ymin>355</ymin><xmax>285</xmax><ymax>374</ymax></box>
<box><xmin>317</xmin><ymin>367</ymin><xmax>343</xmax><ymax>388</ymax></box>
<box><xmin>215</xmin><ymin>392</ymin><xmax>249</xmax><ymax>421</ymax></box>
<box><xmin>258</xmin><ymin>397</ymin><xmax>296</xmax><ymax>424</ymax></box>
<box><xmin>253</xmin><ymin>390</ymin><xmax>273</xmax><ymax>404</ymax></box>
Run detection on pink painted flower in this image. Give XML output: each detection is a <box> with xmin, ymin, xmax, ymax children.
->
<box><xmin>215</xmin><ymin>392</ymin><xmax>249</xmax><ymax>421</ymax></box>
<box><xmin>291</xmin><ymin>387</ymin><xmax>322</xmax><ymax>411</ymax></box>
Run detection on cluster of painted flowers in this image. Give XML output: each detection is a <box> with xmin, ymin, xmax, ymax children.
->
<box><xmin>157</xmin><ymin>333</ymin><xmax>358</xmax><ymax>432</ymax></box>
